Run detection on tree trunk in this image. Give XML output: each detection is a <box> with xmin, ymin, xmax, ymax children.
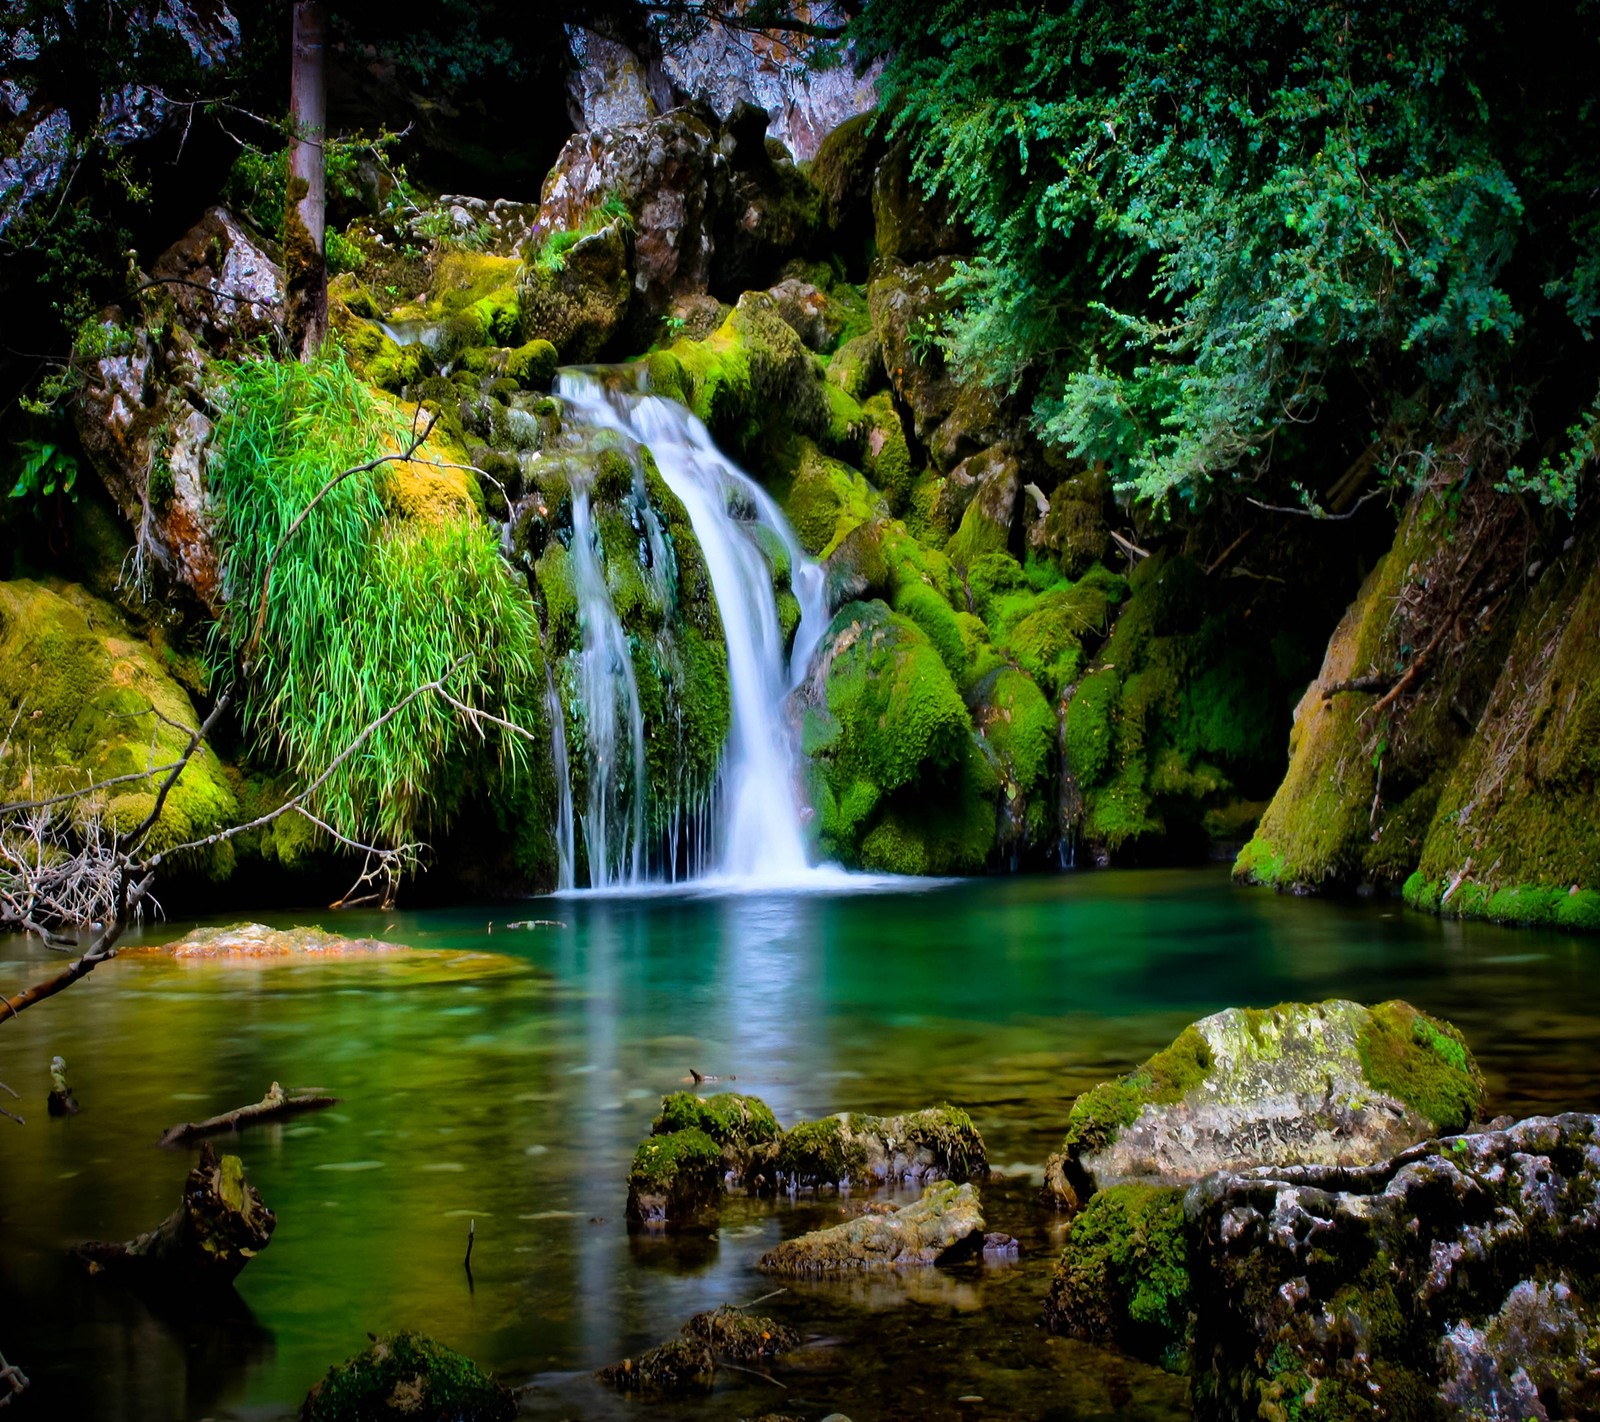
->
<box><xmin>285</xmin><ymin>0</ymin><xmax>328</xmax><ymax>360</ymax></box>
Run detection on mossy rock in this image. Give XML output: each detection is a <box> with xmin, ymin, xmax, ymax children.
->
<box><xmin>777</xmin><ymin>1116</ymin><xmax>871</xmax><ymax>1188</ymax></box>
<box><xmin>596</xmin><ymin>1337</ymin><xmax>715</xmax><ymax>1397</ymax></box>
<box><xmin>1044</xmin><ymin>999</ymin><xmax>1485</xmax><ymax>1208</ymax></box>
<box><xmin>0</xmin><ymin>579</ymin><xmax>237</xmax><ymax>871</ymax></box>
<box><xmin>651</xmin><ymin>1091</ymin><xmax>781</xmax><ymax>1182</ymax></box>
<box><xmin>626</xmin><ymin>1128</ymin><xmax>723</xmax><ymax>1228</ymax></box>
<box><xmin>301</xmin><ymin>1331</ymin><xmax>515</xmax><ymax>1422</ymax></box>
<box><xmin>859</xmin><ymin>391</ymin><xmax>912</xmax><ymax>514</ymax></box>
<box><xmin>774</xmin><ymin>1105</ymin><xmax>988</xmax><ymax>1190</ymax></box>
<box><xmin>504</xmin><ymin>339</ymin><xmax>558</xmax><ymax>389</ymax></box>
<box><xmin>517</xmin><ymin>222</ymin><xmax>631</xmax><ymax>362</ymax></box>
<box><xmin>1044</xmin><ymin>1183</ymin><xmax>1191</xmax><ymax>1369</ymax></box>
<box><xmin>682</xmin><ymin>1305</ymin><xmax>799</xmax><ymax>1362</ymax></box>
<box><xmin>770</xmin><ymin>438</ymin><xmax>885</xmax><ymax>560</ymax></box>
<box><xmin>826</xmin><ymin>331</ymin><xmax>884</xmax><ymax>402</ymax></box>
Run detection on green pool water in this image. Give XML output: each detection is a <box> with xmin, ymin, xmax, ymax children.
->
<box><xmin>1</xmin><ymin>867</ymin><xmax>1597</xmax><ymax>1420</ymax></box>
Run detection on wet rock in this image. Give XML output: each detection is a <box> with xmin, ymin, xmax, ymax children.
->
<box><xmin>757</xmin><ymin>1180</ymin><xmax>984</xmax><ymax>1275</ymax></box>
<box><xmin>928</xmin><ymin>383</ymin><xmax>1016</xmax><ymax>475</ymax></box>
<box><xmin>626</xmin><ymin>1127</ymin><xmax>723</xmax><ymax>1228</ymax></box>
<box><xmin>775</xmin><ymin>1106</ymin><xmax>988</xmax><ymax>1190</ymax></box>
<box><xmin>1043</xmin><ymin>999</ymin><xmax>1485</xmax><ymax>1209</ymax></box>
<box><xmin>982</xmin><ymin>1232</ymin><xmax>1020</xmax><ymax>1261</ymax></box>
<box><xmin>1034</xmin><ymin>468</ymin><xmax>1112</xmax><ymax>577</ymax></box>
<box><xmin>133</xmin><ymin>923</ymin><xmax>410</xmax><ymax>960</ymax></box>
<box><xmin>149</xmin><ymin>206</ymin><xmax>283</xmax><ymax>356</ymax></box>
<box><xmin>826</xmin><ymin>331</ymin><xmax>883</xmax><ymax>401</ymax></box>
<box><xmin>868</xmin><ymin>258</ymin><xmax>961</xmax><ymax>443</ymax></box>
<box><xmin>302</xmin><ymin>1331</ymin><xmax>515</xmax><ymax>1422</ymax></box>
<box><xmin>518</xmin><ymin>220</ymin><xmax>633</xmax><ymax>362</ymax></box>
<box><xmin>943</xmin><ymin>445</ymin><xmax>1022</xmax><ymax>569</ymax></box>
<box><xmin>73</xmin><ymin>319</ymin><xmax>221</xmax><ymax>606</ymax></box>
<box><xmin>1188</xmin><ymin>1114</ymin><xmax>1600</xmax><ymax>1422</ymax></box>
<box><xmin>536</xmin><ymin>107</ymin><xmax>727</xmax><ymax>320</ymax></box>
<box><xmin>596</xmin><ymin>1337</ymin><xmax>715</xmax><ymax>1397</ymax></box>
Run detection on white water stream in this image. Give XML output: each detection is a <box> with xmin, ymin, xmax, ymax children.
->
<box><xmin>551</xmin><ymin>371</ymin><xmax>833</xmax><ymax>891</ymax></box>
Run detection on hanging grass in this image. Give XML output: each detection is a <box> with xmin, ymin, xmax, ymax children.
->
<box><xmin>207</xmin><ymin>349</ymin><xmax>546</xmax><ymax>851</ymax></box>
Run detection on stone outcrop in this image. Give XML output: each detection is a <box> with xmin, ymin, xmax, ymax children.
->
<box><xmin>1043</xmin><ymin>1000</ymin><xmax>1486</xmax><ymax>1210</ymax></box>
<box><xmin>757</xmin><ymin>1180</ymin><xmax>985</xmax><ymax>1275</ymax></box>
<box><xmin>1188</xmin><ymin>1114</ymin><xmax>1600</xmax><ymax>1421</ymax></box>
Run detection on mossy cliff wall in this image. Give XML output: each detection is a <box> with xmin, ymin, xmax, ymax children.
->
<box><xmin>1238</xmin><ymin>488</ymin><xmax>1600</xmax><ymax>930</ymax></box>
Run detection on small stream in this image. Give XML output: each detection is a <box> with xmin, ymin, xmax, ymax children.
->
<box><xmin>2</xmin><ymin>869</ymin><xmax>1598</xmax><ymax>1420</ymax></box>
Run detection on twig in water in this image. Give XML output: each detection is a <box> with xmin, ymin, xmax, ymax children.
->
<box><xmin>464</xmin><ymin>1219</ymin><xmax>475</xmax><ymax>1276</ymax></box>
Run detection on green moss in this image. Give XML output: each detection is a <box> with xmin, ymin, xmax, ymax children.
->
<box><xmin>1061</xmin><ymin>1025</ymin><xmax>1213</xmax><ymax>1156</ymax></box>
<box><xmin>770</xmin><ymin>438</ymin><xmax>885</xmax><ymax>559</ymax></box>
<box><xmin>857</xmin><ymin>734</ymin><xmax>999</xmax><ymax>875</ymax></box>
<box><xmin>628</xmin><ymin>1127</ymin><xmax>721</xmax><ymax>1194</ymax></box>
<box><xmin>777</xmin><ymin>1116</ymin><xmax>870</xmax><ymax>1187</ymax></box>
<box><xmin>0</xmin><ymin>580</ymin><xmax>238</xmax><ymax>870</ymax></box>
<box><xmin>303</xmin><ymin>1330</ymin><xmax>515</xmax><ymax>1422</ymax></box>
<box><xmin>892</xmin><ymin>580</ymin><xmax>967</xmax><ymax>680</ymax></box>
<box><xmin>821</xmin><ymin>380</ymin><xmax>868</xmax><ymax>463</ymax></box>
<box><xmin>859</xmin><ymin>392</ymin><xmax>913</xmax><ymax>514</ymax></box>
<box><xmin>826</xmin><ymin>331</ymin><xmax>883</xmax><ymax>401</ymax></box>
<box><xmin>1044</xmin><ymin>1183</ymin><xmax>1191</xmax><ymax>1367</ymax></box>
<box><xmin>1063</xmin><ymin>668</ymin><xmax>1120</xmax><ymax>786</ymax></box>
<box><xmin>652</xmin><ymin>1092</ymin><xmax>780</xmax><ymax>1148</ymax></box>
<box><xmin>1356</xmin><ymin>1000</ymin><xmax>1486</xmax><ymax>1132</ymax></box>
<box><xmin>902</xmin><ymin>1105</ymin><xmax>987</xmax><ymax>1183</ymax></box>
<box><xmin>977</xmin><ymin>666</ymin><xmax>1055</xmax><ymax>800</ymax></box>
<box><xmin>505</xmin><ymin>339</ymin><xmax>558</xmax><ymax>389</ymax></box>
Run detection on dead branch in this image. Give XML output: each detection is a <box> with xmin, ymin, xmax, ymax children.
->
<box><xmin>157</xmin><ymin>1081</ymin><xmax>339</xmax><ymax>1148</ymax></box>
<box><xmin>0</xmin><ymin>1346</ymin><xmax>28</xmax><ymax>1406</ymax></box>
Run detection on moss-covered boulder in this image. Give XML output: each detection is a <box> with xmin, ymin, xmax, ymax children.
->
<box><xmin>1034</xmin><ymin>468</ymin><xmax>1113</xmax><ymax>579</ymax></box>
<box><xmin>517</xmin><ymin>221</ymin><xmax>632</xmax><ymax>362</ymax></box>
<box><xmin>810</xmin><ymin>111</ymin><xmax>885</xmax><ymax>275</ymax></box>
<box><xmin>827</xmin><ymin>330</ymin><xmax>884</xmax><ymax>402</ymax></box>
<box><xmin>871</xmin><ymin>138</ymin><xmax>973</xmax><ymax>264</ymax></box>
<box><xmin>969</xmin><ymin>665</ymin><xmax>1057</xmax><ymax>863</ymax></box>
<box><xmin>596</xmin><ymin>1338</ymin><xmax>715</xmax><ymax>1397</ymax></box>
<box><xmin>302</xmin><ymin>1332</ymin><xmax>514</xmax><ymax>1422</ymax></box>
<box><xmin>1044</xmin><ymin>1182</ymin><xmax>1191</xmax><ymax>1369</ymax></box>
<box><xmin>943</xmin><ymin>445</ymin><xmax>1022</xmax><ymax>570</ymax></box>
<box><xmin>651</xmin><ymin>1091</ymin><xmax>782</xmax><ymax>1182</ymax></box>
<box><xmin>626</xmin><ymin>1127</ymin><xmax>723</xmax><ymax>1228</ymax></box>
<box><xmin>868</xmin><ymin>258</ymin><xmax>961</xmax><ymax>443</ymax></box>
<box><xmin>758</xmin><ymin>1180</ymin><xmax>984</xmax><ymax>1275</ymax></box>
<box><xmin>1188</xmin><ymin>1114</ymin><xmax>1600</xmax><ymax>1422</ymax></box>
<box><xmin>0</xmin><ymin>579</ymin><xmax>237</xmax><ymax>867</ymax></box>
<box><xmin>799</xmin><ymin>599</ymin><xmax>994</xmax><ymax>868</ymax></box>
<box><xmin>775</xmin><ymin>1105</ymin><xmax>988</xmax><ymax>1190</ymax></box>
<box><xmin>1043</xmin><ymin>999</ymin><xmax>1485</xmax><ymax>1210</ymax></box>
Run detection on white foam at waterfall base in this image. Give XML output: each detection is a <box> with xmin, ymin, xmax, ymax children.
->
<box><xmin>551</xmin><ymin>371</ymin><xmax>914</xmax><ymax>895</ymax></box>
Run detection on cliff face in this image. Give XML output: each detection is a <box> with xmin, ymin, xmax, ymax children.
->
<box><xmin>1238</xmin><ymin>482</ymin><xmax>1600</xmax><ymax>930</ymax></box>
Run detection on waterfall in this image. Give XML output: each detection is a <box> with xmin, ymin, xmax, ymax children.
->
<box><xmin>551</xmin><ymin>371</ymin><xmax>830</xmax><ymax>889</ymax></box>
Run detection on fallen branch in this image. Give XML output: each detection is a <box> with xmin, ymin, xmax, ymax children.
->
<box><xmin>157</xmin><ymin>1081</ymin><xmax>339</xmax><ymax>1147</ymax></box>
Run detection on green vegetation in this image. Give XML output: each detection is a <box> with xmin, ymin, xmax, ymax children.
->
<box><xmin>776</xmin><ymin>1116</ymin><xmax>870</xmax><ymax>1187</ymax></box>
<box><xmin>627</xmin><ymin>1128</ymin><xmax>722</xmax><ymax>1196</ymax></box>
<box><xmin>207</xmin><ymin>349</ymin><xmax>548</xmax><ymax>854</ymax></box>
<box><xmin>1356</xmin><ymin>1001</ymin><xmax>1486</xmax><ymax>1133</ymax></box>
<box><xmin>652</xmin><ymin>1092</ymin><xmax>781</xmax><ymax>1150</ymax></box>
<box><xmin>527</xmin><ymin>194</ymin><xmax>633</xmax><ymax>275</ymax></box>
<box><xmin>1044</xmin><ymin>1183</ymin><xmax>1191</xmax><ymax>1368</ymax></box>
<box><xmin>303</xmin><ymin>1331</ymin><xmax>514</xmax><ymax>1422</ymax></box>
<box><xmin>1060</xmin><ymin>1025</ymin><xmax>1213</xmax><ymax>1156</ymax></box>
<box><xmin>856</xmin><ymin>0</ymin><xmax>1600</xmax><ymax>513</ymax></box>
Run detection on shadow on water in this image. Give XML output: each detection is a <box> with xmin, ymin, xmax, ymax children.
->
<box><xmin>1</xmin><ymin>866</ymin><xmax>1597</xmax><ymax>1418</ymax></box>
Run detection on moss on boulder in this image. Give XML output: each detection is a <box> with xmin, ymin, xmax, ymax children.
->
<box><xmin>517</xmin><ymin>221</ymin><xmax>631</xmax><ymax>362</ymax></box>
<box><xmin>1044</xmin><ymin>1183</ymin><xmax>1191</xmax><ymax>1369</ymax></box>
<box><xmin>626</xmin><ymin>1127</ymin><xmax>723</xmax><ymax>1228</ymax></box>
<box><xmin>0</xmin><ymin>579</ymin><xmax>237</xmax><ymax>869</ymax></box>
<box><xmin>1044</xmin><ymin>999</ymin><xmax>1485</xmax><ymax>1209</ymax></box>
<box><xmin>302</xmin><ymin>1331</ymin><xmax>515</xmax><ymax>1422</ymax></box>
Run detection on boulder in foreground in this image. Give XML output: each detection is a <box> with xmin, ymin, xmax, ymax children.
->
<box><xmin>301</xmin><ymin>1331</ymin><xmax>514</xmax><ymax>1422</ymax></box>
<box><xmin>1043</xmin><ymin>999</ymin><xmax>1485</xmax><ymax>1208</ymax></box>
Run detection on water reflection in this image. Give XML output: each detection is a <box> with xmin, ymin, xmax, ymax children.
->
<box><xmin>0</xmin><ymin>868</ymin><xmax>1596</xmax><ymax>1419</ymax></box>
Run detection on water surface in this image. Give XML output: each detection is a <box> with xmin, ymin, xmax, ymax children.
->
<box><xmin>1</xmin><ymin>867</ymin><xmax>1597</xmax><ymax>1420</ymax></box>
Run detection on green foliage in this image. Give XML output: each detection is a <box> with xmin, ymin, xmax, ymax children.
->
<box><xmin>304</xmin><ymin>1331</ymin><xmax>515</xmax><ymax>1422</ymax></box>
<box><xmin>1046</xmin><ymin>1183</ymin><xmax>1192</xmax><ymax>1368</ymax></box>
<box><xmin>6</xmin><ymin>440</ymin><xmax>79</xmax><ymax>506</ymax></box>
<box><xmin>207</xmin><ymin>349</ymin><xmax>545</xmax><ymax>852</ymax></box>
<box><xmin>653</xmin><ymin>1092</ymin><xmax>781</xmax><ymax>1148</ymax></box>
<box><xmin>529</xmin><ymin>194</ymin><xmax>634</xmax><ymax>275</ymax></box>
<box><xmin>855</xmin><ymin>0</ymin><xmax>1600</xmax><ymax>508</ymax></box>
<box><xmin>325</xmin><ymin>229</ymin><xmax>366</xmax><ymax>277</ymax></box>
<box><xmin>1356</xmin><ymin>1001</ymin><xmax>1486</xmax><ymax>1133</ymax></box>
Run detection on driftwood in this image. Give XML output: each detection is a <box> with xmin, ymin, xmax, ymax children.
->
<box><xmin>158</xmin><ymin>1081</ymin><xmax>338</xmax><ymax>1147</ymax></box>
<box><xmin>76</xmin><ymin>1142</ymin><xmax>275</xmax><ymax>1289</ymax></box>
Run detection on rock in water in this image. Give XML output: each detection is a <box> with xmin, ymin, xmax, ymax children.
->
<box><xmin>595</xmin><ymin>1338</ymin><xmax>715</xmax><ymax>1397</ymax></box>
<box><xmin>301</xmin><ymin>1332</ymin><xmax>514</xmax><ymax>1422</ymax></box>
<box><xmin>1043</xmin><ymin>999</ymin><xmax>1485</xmax><ymax>1208</ymax></box>
<box><xmin>134</xmin><ymin>923</ymin><xmax>410</xmax><ymax>959</ymax></box>
<box><xmin>757</xmin><ymin>1181</ymin><xmax>984</xmax><ymax>1275</ymax></box>
<box><xmin>1188</xmin><ymin>1114</ymin><xmax>1600</xmax><ymax>1422</ymax></box>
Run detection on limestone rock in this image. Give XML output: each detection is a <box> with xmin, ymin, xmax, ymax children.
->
<box><xmin>943</xmin><ymin>445</ymin><xmax>1022</xmax><ymax>569</ymax></box>
<box><xmin>564</xmin><ymin>27</ymin><xmax>663</xmax><ymax>131</ymax></box>
<box><xmin>1043</xmin><ymin>999</ymin><xmax>1485</xmax><ymax>1209</ymax></box>
<box><xmin>757</xmin><ymin>1180</ymin><xmax>984</xmax><ymax>1275</ymax></box>
<box><xmin>149</xmin><ymin>206</ymin><xmax>283</xmax><ymax>356</ymax></box>
<box><xmin>868</xmin><ymin>258</ymin><xmax>961</xmax><ymax>442</ymax></box>
<box><xmin>1188</xmin><ymin>1114</ymin><xmax>1600</xmax><ymax>1422</ymax></box>
<box><xmin>518</xmin><ymin>220</ymin><xmax>632</xmax><ymax>362</ymax></box>
<box><xmin>537</xmin><ymin>107</ymin><xmax>727</xmax><ymax>319</ymax></box>
<box><xmin>73</xmin><ymin>320</ymin><xmax>221</xmax><ymax>606</ymax></box>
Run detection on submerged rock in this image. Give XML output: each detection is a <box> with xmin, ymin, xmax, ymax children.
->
<box><xmin>302</xmin><ymin>1331</ymin><xmax>514</xmax><ymax>1422</ymax></box>
<box><xmin>1188</xmin><ymin>1114</ymin><xmax>1600</xmax><ymax>1422</ymax></box>
<box><xmin>134</xmin><ymin>924</ymin><xmax>410</xmax><ymax>960</ymax></box>
<box><xmin>1043</xmin><ymin>999</ymin><xmax>1485</xmax><ymax>1209</ymax></box>
<box><xmin>758</xmin><ymin>1180</ymin><xmax>984</xmax><ymax>1275</ymax></box>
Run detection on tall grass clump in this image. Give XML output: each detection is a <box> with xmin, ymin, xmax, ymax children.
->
<box><xmin>207</xmin><ymin>349</ymin><xmax>547</xmax><ymax>851</ymax></box>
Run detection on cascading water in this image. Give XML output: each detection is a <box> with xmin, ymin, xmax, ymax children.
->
<box><xmin>552</xmin><ymin>370</ymin><xmax>830</xmax><ymax>889</ymax></box>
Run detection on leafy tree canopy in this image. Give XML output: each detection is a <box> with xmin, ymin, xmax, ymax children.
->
<box><xmin>853</xmin><ymin>0</ymin><xmax>1600</xmax><ymax>512</ymax></box>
